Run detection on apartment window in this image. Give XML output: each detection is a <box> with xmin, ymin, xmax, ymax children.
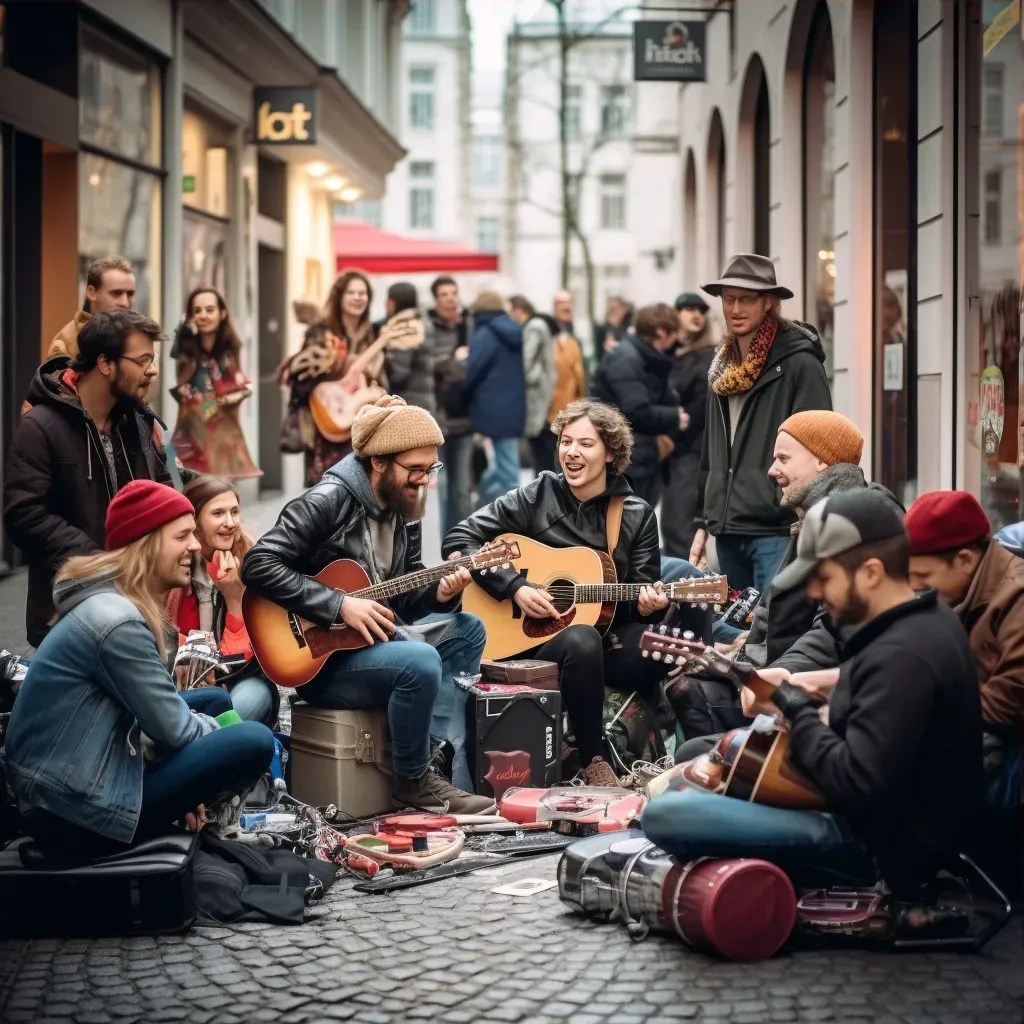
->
<box><xmin>984</xmin><ymin>170</ymin><xmax>1002</xmax><ymax>244</ymax></box>
<box><xmin>407</xmin><ymin>0</ymin><xmax>436</xmax><ymax>35</ymax></box>
<box><xmin>474</xmin><ymin>135</ymin><xmax>501</xmax><ymax>187</ymax></box>
<box><xmin>983</xmin><ymin>65</ymin><xmax>1004</xmax><ymax>139</ymax></box>
<box><xmin>565</xmin><ymin>84</ymin><xmax>582</xmax><ymax>140</ymax></box>
<box><xmin>409</xmin><ymin>67</ymin><xmax>435</xmax><ymax>131</ymax></box>
<box><xmin>409</xmin><ymin>160</ymin><xmax>435</xmax><ymax>229</ymax></box>
<box><xmin>599</xmin><ymin>174</ymin><xmax>626</xmax><ymax>230</ymax></box>
<box><xmin>476</xmin><ymin>215</ymin><xmax>499</xmax><ymax>253</ymax></box>
<box><xmin>335</xmin><ymin>198</ymin><xmax>383</xmax><ymax>228</ymax></box>
<box><xmin>600</xmin><ymin>85</ymin><xmax>628</xmax><ymax>139</ymax></box>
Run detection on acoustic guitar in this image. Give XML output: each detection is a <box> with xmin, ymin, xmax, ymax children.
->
<box><xmin>309</xmin><ymin>311</ymin><xmax>423</xmax><ymax>443</ymax></box>
<box><xmin>243</xmin><ymin>539</ymin><xmax>521</xmax><ymax>688</ymax></box>
<box><xmin>639</xmin><ymin>626</ymin><xmax>825</xmax><ymax>810</ymax></box>
<box><xmin>461</xmin><ymin>534</ymin><xmax>728</xmax><ymax>661</ymax></box>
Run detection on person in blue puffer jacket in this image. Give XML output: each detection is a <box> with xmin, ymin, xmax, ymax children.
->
<box><xmin>463</xmin><ymin>291</ymin><xmax>526</xmax><ymax>507</ymax></box>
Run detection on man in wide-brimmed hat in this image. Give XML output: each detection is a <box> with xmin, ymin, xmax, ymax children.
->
<box><xmin>688</xmin><ymin>254</ymin><xmax>832</xmax><ymax>593</ymax></box>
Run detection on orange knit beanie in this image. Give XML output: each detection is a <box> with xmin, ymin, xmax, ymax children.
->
<box><xmin>778</xmin><ymin>410</ymin><xmax>864</xmax><ymax>467</ymax></box>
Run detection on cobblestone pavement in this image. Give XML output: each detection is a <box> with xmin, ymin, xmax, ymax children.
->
<box><xmin>1</xmin><ymin>853</ymin><xmax>1021</xmax><ymax>1024</ymax></box>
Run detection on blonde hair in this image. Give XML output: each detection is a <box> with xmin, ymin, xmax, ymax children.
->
<box><xmin>56</xmin><ymin>532</ymin><xmax>172</xmax><ymax>661</ymax></box>
<box><xmin>471</xmin><ymin>290</ymin><xmax>506</xmax><ymax>314</ymax></box>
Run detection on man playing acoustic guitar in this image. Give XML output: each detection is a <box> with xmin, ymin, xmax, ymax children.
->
<box><xmin>241</xmin><ymin>395</ymin><xmax>496</xmax><ymax>815</ymax></box>
<box><xmin>643</xmin><ymin>488</ymin><xmax>982</xmax><ymax>899</ymax></box>
<box><xmin>443</xmin><ymin>399</ymin><xmax>713</xmax><ymax>788</ymax></box>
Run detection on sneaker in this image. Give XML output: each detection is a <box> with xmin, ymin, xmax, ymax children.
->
<box><xmin>392</xmin><ymin>767</ymin><xmax>498</xmax><ymax>815</ymax></box>
<box><xmin>582</xmin><ymin>756</ymin><xmax>625</xmax><ymax>789</ymax></box>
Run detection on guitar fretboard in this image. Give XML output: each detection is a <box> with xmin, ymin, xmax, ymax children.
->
<box><xmin>348</xmin><ymin>556</ymin><xmax>475</xmax><ymax>603</ymax></box>
<box><xmin>573</xmin><ymin>581</ymin><xmax>720</xmax><ymax>603</ymax></box>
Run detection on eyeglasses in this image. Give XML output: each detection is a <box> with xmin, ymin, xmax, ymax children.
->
<box><xmin>120</xmin><ymin>353</ymin><xmax>157</xmax><ymax>369</ymax></box>
<box><xmin>393</xmin><ymin>459</ymin><xmax>443</xmax><ymax>480</ymax></box>
<box><xmin>720</xmin><ymin>294</ymin><xmax>764</xmax><ymax>310</ymax></box>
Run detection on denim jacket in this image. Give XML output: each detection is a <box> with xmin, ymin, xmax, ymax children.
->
<box><xmin>1</xmin><ymin>569</ymin><xmax>215</xmax><ymax>842</ymax></box>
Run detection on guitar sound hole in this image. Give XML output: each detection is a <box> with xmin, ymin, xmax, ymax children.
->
<box><xmin>546</xmin><ymin>577</ymin><xmax>576</xmax><ymax>615</ymax></box>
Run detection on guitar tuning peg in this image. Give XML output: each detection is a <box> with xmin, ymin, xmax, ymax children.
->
<box><xmin>651</xmin><ymin>651</ymin><xmax>662</xmax><ymax>662</ymax></box>
<box><xmin>671</xmin><ymin>627</ymin><xmax>680</xmax><ymax>638</ymax></box>
<box><xmin>658</xmin><ymin>624</ymin><xmax>666</xmax><ymax>634</ymax></box>
<box><xmin>664</xmin><ymin>654</ymin><xmax>675</xmax><ymax>665</ymax></box>
<box><xmin>683</xmin><ymin>630</ymin><xmax>694</xmax><ymax>640</ymax></box>
<box><xmin>714</xmin><ymin>604</ymin><xmax>722</xmax><ymax>612</ymax></box>
<box><xmin>641</xmin><ymin>650</ymin><xmax>649</xmax><ymax>659</ymax></box>
<box><xmin>699</xmin><ymin>602</ymin><xmax>707</xmax><ymax>611</ymax></box>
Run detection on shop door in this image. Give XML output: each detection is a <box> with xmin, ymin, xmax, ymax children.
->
<box><xmin>257</xmin><ymin>243</ymin><xmax>285</xmax><ymax>493</ymax></box>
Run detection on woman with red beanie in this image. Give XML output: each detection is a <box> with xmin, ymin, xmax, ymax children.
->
<box><xmin>3</xmin><ymin>480</ymin><xmax>275</xmax><ymax>859</ymax></box>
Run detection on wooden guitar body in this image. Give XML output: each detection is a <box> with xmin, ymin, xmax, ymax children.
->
<box><xmin>310</xmin><ymin>377</ymin><xmax>386</xmax><ymax>443</ymax></box>
<box><xmin>242</xmin><ymin>558</ymin><xmax>375</xmax><ymax>688</ymax></box>
<box><xmin>461</xmin><ymin>535</ymin><xmax>615</xmax><ymax>660</ymax></box>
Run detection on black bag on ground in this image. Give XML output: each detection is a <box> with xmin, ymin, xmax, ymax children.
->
<box><xmin>0</xmin><ymin>833</ymin><xmax>198</xmax><ymax>937</ymax></box>
<box><xmin>192</xmin><ymin>830</ymin><xmax>337</xmax><ymax>924</ymax></box>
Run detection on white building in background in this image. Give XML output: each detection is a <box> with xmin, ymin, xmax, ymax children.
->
<box><xmin>505</xmin><ymin>7</ymin><xmax>682</xmax><ymax>361</ymax></box>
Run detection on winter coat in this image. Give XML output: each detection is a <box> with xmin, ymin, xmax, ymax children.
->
<box><xmin>697</xmin><ymin>319</ymin><xmax>832</xmax><ymax>538</ymax></box>
<box><xmin>547</xmin><ymin>329</ymin><xmax>586</xmax><ymax>423</ymax></box>
<box><xmin>377</xmin><ymin>311</ymin><xmax>435</xmax><ymax>414</ymax></box>
<box><xmin>425</xmin><ymin>308</ymin><xmax>473</xmax><ymax>437</ymax></box>
<box><xmin>463</xmin><ymin>311</ymin><xmax>526</xmax><ymax>440</ymax></box>
<box><xmin>442</xmin><ymin>470</ymin><xmax>660</xmax><ymax>629</ymax></box>
<box><xmin>240</xmin><ymin>453</ymin><xmax>458</xmax><ymax>631</ymax></box>
<box><xmin>589</xmin><ymin>335</ymin><xmax>680</xmax><ymax>482</ymax></box>
<box><xmin>782</xmin><ymin>589</ymin><xmax>981</xmax><ymax>895</ymax></box>
<box><xmin>47</xmin><ymin>310</ymin><xmax>91</xmax><ymax>361</ymax></box>
<box><xmin>955</xmin><ymin>540</ymin><xmax>1024</xmax><ymax>737</ymax></box>
<box><xmin>740</xmin><ymin>466</ymin><xmax>902</xmax><ymax>670</ymax></box>
<box><xmin>522</xmin><ymin>316</ymin><xmax>556</xmax><ymax>438</ymax></box>
<box><xmin>669</xmin><ymin>333</ymin><xmax>717</xmax><ymax>458</ymax></box>
<box><xmin>2</xmin><ymin>569</ymin><xmax>219</xmax><ymax>843</ymax></box>
<box><xmin>4</xmin><ymin>358</ymin><xmax>176</xmax><ymax>647</ymax></box>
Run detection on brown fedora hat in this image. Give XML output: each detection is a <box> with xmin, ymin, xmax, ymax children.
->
<box><xmin>702</xmin><ymin>253</ymin><xmax>794</xmax><ymax>300</ymax></box>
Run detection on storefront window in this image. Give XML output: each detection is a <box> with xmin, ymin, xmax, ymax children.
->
<box><xmin>78</xmin><ymin>32</ymin><xmax>162</xmax><ymax>317</ymax></box>
<box><xmin>803</xmin><ymin>4</ymin><xmax>836</xmax><ymax>376</ymax></box>
<box><xmin>183</xmin><ymin>211</ymin><xmax>228</xmax><ymax>298</ymax></box>
<box><xmin>975</xmin><ymin>0</ymin><xmax>1023</xmax><ymax>529</ymax></box>
<box><xmin>873</xmin><ymin>0</ymin><xmax>917</xmax><ymax>506</ymax></box>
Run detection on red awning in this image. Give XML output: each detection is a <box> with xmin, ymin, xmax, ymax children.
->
<box><xmin>334</xmin><ymin>220</ymin><xmax>499</xmax><ymax>274</ymax></box>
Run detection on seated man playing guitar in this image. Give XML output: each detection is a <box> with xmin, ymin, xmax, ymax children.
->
<box><xmin>241</xmin><ymin>395</ymin><xmax>495</xmax><ymax>815</ymax></box>
<box><xmin>643</xmin><ymin>489</ymin><xmax>982</xmax><ymax>898</ymax></box>
<box><xmin>443</xmin><ymin>399</ymin><xmax>712</xmax><ymax>788</ymax></box>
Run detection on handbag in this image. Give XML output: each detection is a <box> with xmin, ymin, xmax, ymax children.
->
<box><xmin>656</xmin><ymin>435</ymin><xmax>676</xmax><ymax>461</ymax></box>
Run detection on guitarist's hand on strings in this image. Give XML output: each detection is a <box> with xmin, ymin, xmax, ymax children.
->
<box><xmin>740</xmin><ymin>666</ymin><xmax>791</xmax><ymax>718</ymax></box>
<box><xmin>514</xmin><ymin>585</ymin><xmax>559</xmax><ymax>620</ymax></box>
<box><xmin>340</xmin><ymin>596</ymin><xmax>396</xmax><ymax>645</ymax></box>
<box><xmin>638</xmin><ymin>582</ymin><xmax>669</xmax><ymax>616</ymax></box>
<box><xmin>437</xmin><ymin>552</ymin><xmax>473</xmax><ymax>602</ymax></box>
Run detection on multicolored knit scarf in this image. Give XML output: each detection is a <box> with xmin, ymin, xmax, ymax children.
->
<box><xmin>708</xmin><ymin>314</ymin><xmax>780</xmax><ymax>396</ymax></box>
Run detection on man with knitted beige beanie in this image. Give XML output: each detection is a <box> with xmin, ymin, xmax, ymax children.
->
<box><xmin>242</xmin><ymin>396</ymin><xmax>496</xmax><ymax>814</ymax></box>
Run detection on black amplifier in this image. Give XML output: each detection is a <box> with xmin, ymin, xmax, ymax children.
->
<box><xmin>459</xmin><ymin>681</ymin><xmax>562</xmax><ymax>800</ymax></box>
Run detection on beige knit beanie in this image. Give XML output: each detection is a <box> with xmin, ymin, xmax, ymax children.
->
<box><xmin>351</xmin><ymin>395</ymin><xmax>444</xmax><ymax>457</ymax></box>
<box><xmin>777</xmin><ymin>410</ymin><xmax>864</xmax><ymax>467</ymax></box>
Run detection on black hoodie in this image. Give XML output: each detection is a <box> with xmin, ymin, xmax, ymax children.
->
<box><xmin>697</xmin><ymin>320</ymin><xmax>832</xmax><ymax>537</ymax></box>
<box><xmin>4</xmin><ymin>357</ymin><xmax>174</xmax><ymax>646</ymax></box>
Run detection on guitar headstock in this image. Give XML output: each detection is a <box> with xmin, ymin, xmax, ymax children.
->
<box><xmin>470</xmin><ymin>539</ymin><xmax>522</xmax><ymax>574</ymax></box>
<box><xmin>638</xmin><ymin>625</ymin><xmax>705</xmax><ymax>665</ymax></box>
<box><xmin>663</xmin><ymin>573</ymin><xmax>728</xmax><ymax>610</ymax></box>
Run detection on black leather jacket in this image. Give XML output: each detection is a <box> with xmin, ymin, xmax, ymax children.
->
<box><xmin>442</xmin><ymin>471</ymin><xmax>660</xmax><ymax>628</ymax></box>
<box><xmin>240</xmin><ymin>455</ymin><xmax>456</xmax><ymax>630</ymax></box>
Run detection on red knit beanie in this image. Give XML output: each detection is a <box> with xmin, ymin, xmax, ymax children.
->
<box><xmin>105</xmin><ymin>480</ymin><xmax>195</xmax><ymax>551</ymax></box>
<box><xmin>904</xmin><ymin>490</ymin><xmax>991</xmax><ymax>556</ymax></box>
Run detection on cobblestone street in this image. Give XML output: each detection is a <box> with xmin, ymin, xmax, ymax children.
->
<box><xmin>1</xmin><ymin>852</ymin><xmax>1022</xmax><ymax>1024</ymax></box>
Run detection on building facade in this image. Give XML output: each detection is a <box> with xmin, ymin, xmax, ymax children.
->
<box><xmin>0</xmin><ymin>0</ymin><xmax>408</xmax><ymax>568</ymax></box>
<box><xmin>672</xmin><ymin>0</ymin><xmax>1022</xmax><ymax>527</ymax></box>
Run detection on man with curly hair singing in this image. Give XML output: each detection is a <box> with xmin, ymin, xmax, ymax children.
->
<box><xmin>443</xmin><ymin>399</ymin><xmax>711</xmax><ymax>788</ymax></box>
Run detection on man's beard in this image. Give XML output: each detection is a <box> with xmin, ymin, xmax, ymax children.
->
<box><xmin>379</xmin><ymin>469</ymin><xmax>427</xmax><ymax>521</ymax></box>
<box><xmin>831</xmin><ymin>579</ymin><xmax>870</xmax><ymax>628</ymax></box>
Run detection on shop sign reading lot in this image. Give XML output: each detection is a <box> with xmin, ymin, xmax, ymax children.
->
<box><xmin>254</xmin><ymin>87</ymin><xmax>318</xmax><ymax>145</ymax></box>
<box><xmin>633</xmin><ymin>20</ymin><xmax>707</xmax><ymax>82</ymax></box>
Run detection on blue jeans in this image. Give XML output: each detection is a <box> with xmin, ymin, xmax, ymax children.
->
<box><xmin>420</xmin><ymin>612</ymin><xmax>486</xmax><ymax>792</ymax></box>
<box><xmin>180</xmin><ymin>688</ymin><xmax>233</xmax><ymax>716</ymax></box>
<box><xmin>714</xmin><ymin>534</ymin><xmax>790</xmax><ymax>593</ymax></box>
<box><xmin>660</xmin><ymin>556</ymin><xmax>745</xmax><ymax>644</ymax></box>
<box><xmin>642</xmin><ymin>786</ymin><xmax>877</xmax><ymax>890</ymax></box>
<box><xmin>477</xmin><ymin>437</ymin><xmax>520</xmax><ymax>508</ymax></box>
<box><xmin>300</xmin><ymin>637</ymin><xmax>442</xmax><ymax>779</ymax></box>
<box><xmin>229</xmin><ymin>673</ymin><xmax>275</xmax><ymax>725</ymax></box>
<box><xmin>440</xmin><ymin>433</ymin><xmax>474</xmax><ymax>536</ymax></box>
<box><xmin>138</xmin><ymin>721</ymin><xmax>275</xmax><ymax>837</ymax></box>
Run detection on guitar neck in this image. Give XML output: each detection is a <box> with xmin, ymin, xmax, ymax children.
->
<box><xmin>573</xmin><ymin>582</ymin><xmax>717</xmax><ymax>603</ymax></box>
<box><xmin>352</xmin><ymin>556</ymin><xmax>474</xmax><ymax>603</ymax></box>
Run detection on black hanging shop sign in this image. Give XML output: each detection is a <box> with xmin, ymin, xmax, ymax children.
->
<box><xmin>633</xmin><ymin>20</ymin><xmax>707</xmax><ymax>82</ymax></box>
<box><xmin>254</xmin><ymin>86</ymin><xmax>318</xmax><ymax>144</ymax></box>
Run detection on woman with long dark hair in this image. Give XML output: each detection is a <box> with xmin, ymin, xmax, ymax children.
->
<box><xmin>171</xmin><ymin>287</ymin><xmax>260</xmax><ymax>478</ymax></box>
<box><xmin>279</xmin><ymin>269</ymin><xmax>385</xmax><ymax>485</ymax></box>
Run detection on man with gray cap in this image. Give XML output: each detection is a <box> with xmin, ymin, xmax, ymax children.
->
<box><xmin>645</xmin><ymin>488</ymin><xmax>982</xmax><ymax>897</ymax></box>
<box><xmin>689</xmin><ymin>254</ymin><xmax>832</xmax><ymax>593</ymax></box>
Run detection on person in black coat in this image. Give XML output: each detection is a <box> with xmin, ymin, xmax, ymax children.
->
<box><xmin>589</xmin><ymin>303</ymin><xmax>685</xmax><ymax>507</ymax></box>
<box><xmin>662</xmin><ymin>292</ymin><xmax>718</xmax><ymax>557</ymax></box>
<box><xmin>645</xmin><ymin>489</ymin><xmax>982</xmax><ymax>899</ymax></box>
